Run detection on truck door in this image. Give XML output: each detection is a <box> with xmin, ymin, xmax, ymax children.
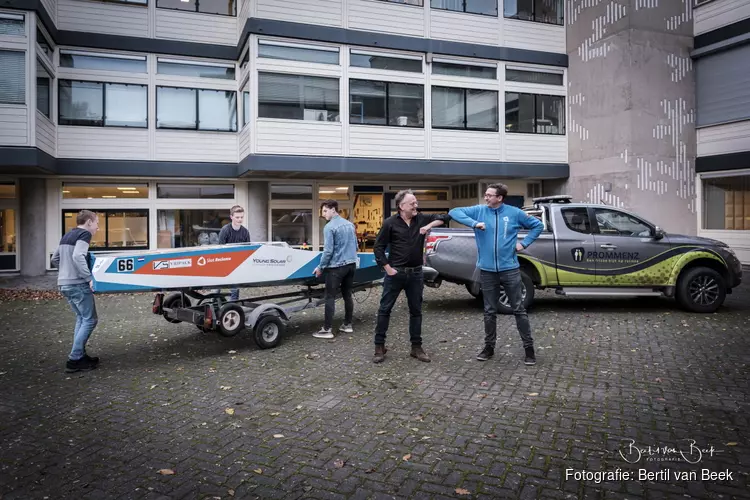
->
<box><xmin>555</xmin><ymin>207</ymin><xmax>598</xmax><ymax>285</ymax></box>
<box><xmin>591</xmin><ymin>207</ymin><xmax>670</xmax><ymax>285</ymax></box>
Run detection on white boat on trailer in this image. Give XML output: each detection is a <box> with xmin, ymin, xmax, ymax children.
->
<box><xmin>88</xmin><ymin>242</ymin><xmax>384</xmax><ymax>349</ymax></box>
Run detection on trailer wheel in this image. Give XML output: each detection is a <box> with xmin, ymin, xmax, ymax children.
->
<box><xmin>217</xmin><ymin>303</ymin><xmax>245</xmax><ymax>337</ymax></box>
<box><xmin>253</xmin><ymin>315</ymin><xmax>284</xmax><ymax>349</ymax></box>
<box><xmin>162</xmin><ymin>292</ymin><xmax>187</xmax><ymax>324</ymax></box>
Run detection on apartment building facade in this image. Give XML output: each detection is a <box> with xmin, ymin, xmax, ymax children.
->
<box><xmin>693</xmin><ymin>0</ymin><xmax>750</xmax><ymax>264</ymax></box>
<box><xmin>0</xmin><ymin>0</ymin><xmax>570</xmax><ymax>275</ymax></box>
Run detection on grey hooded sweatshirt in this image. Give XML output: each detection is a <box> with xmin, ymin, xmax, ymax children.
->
<box><xmin>51</xmin><ymin>228</ymin><xmax>93</xmax><ymax>285</ymax></box>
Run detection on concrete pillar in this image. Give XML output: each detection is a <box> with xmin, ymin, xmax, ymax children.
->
<box><xmin>19</xmin><ymin>177</ymin><xmax>47</xmax><ymax>276</ymax></box>
<box><xmin>247</xmin><ymin>181</ymin><xmax>269</xmax><ymax>241</ymax></box>
<box><xmin>566</xmin><ymin>1</ymin><xmax>696</xmax><ymax>235</ymax></box>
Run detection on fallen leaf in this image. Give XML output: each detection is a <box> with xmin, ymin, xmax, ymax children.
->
<box><xmin>253</xmin><ymin>468</ymin><xmax>262</xmax><ymax>474</ymax></box>
<box><xmin>402</xmin><ymin>454</ymin><xmax>411</xmax><ymax>461</ymax></box>
<box><xmin>158</xmin><ymin>469</ymin><xmax>175</xmax><ymax>475</ymax></box>
<box><xmin>270</xmin><ymin>412</ymin><xmax>280</xmax><ymax>416</ymax></box>
<box><xmin>486</xmin><ymin>434</ymin><xmax>497</xmax><ymax>439</ymax></box>
<box><xmin>149</xmin><ymin>385</ymin><xmax>157</xmax><ymax>390</ymax></box>
<box><xmin>225</xmin><ymin>408</ymin><xmax>235</xmax><ymax>415</ymax></box>
<box><xmin>655</xmin><ymin>378</ymin><xmax>662</xmax><ymax>382</ymax></box>
<box><xmin>480</xmin><ymin>381</ymin><xmax>488</xmax><ymax>387</ymax></box>
<box><xmin>365</xmin><ymin>468</ymin><xmax>376</xmax><ymax>474</ymax></box>
<box><xmin>376</xmin><ymin>430</ymin><xmax>387</xmax><ymax>435</ymax></box>
<box><xmin>273</xmin><ymin>434</ymin><xmax>284</xmax><ymax>438</ymax></box>
<box><xmin>527</xmin><ymin>392</ymin><xmax>539</xmax><ymax>397</ymax></box>
<box><xmin>726</xmin><ymin>442</ymin><xmax>737</xmax><ymax>446</ymax></box>
<box><xmin>411</xmin><ymin>428</ymin><xmax>419</xmax><ymax>432</ymax></box>
<box><xmin>228</xmin><ymin>490</ymin><xmax>235</xmax><ymax>497</ymax></box>
<box><xmin>333</xmin><ymin>459</ymin><xmax>345</xmax><ymax>468</ymax></box>
<box><xmin>455</xmin><ymin>488</ymin><xmax>471</xmax><ymax>495</ymax></box>
<box><xmin>219</xmin><ymin>386</ymin><xmax>232</xmax><ymax>391</ymax></box>
<box><xmin>227</xmin><ymin>350</ymin><xmax>237</xmax><ymax>354</ymax></box>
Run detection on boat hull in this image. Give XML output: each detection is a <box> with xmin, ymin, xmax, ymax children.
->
<box><xmin>89</xmin><ymin>243</ymin><xmax>383</xmax><ymax>293</ymax></box>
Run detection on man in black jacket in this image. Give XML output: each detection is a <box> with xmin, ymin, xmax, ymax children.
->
<box><xmin>372</xmin><ymin>189</ymin><xmax>451</xmax><ymax>363</ymax></box>
<box><xmin>217</xmin><ymin>205</ymin><xmax>251</xmax><ymax>301</ymax></box>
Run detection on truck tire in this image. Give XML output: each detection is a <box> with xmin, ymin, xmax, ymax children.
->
<box><xmin>253</xmin><ymin>314</ymin><xmax>284</xmax><ymax>349</ymax></box>
<box><xmin>162</xmin><ymin>292</ymin><xmax>187</xmax><ymax>324</ymax></box>
<box><xmin>675</xmin><ymin>266</ymin><xmax>726</xmax><ymax>313</ymax></box>
<box><xmin>217</xmin><ymin>303</ymin><xmax>245</xmax><ymax>337</ymax></box>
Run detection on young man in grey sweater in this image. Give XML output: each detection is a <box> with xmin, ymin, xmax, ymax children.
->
<box><xmin>51</xmin><ymin>210</ymin><xmax>100</xmax><ymax>373</ymax></box>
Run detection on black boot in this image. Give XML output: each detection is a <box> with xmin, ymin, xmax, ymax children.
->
<box><xmin>524</xmin><ymin>347</ymin><xmax>536</xmax><ymax>366</ymax></box>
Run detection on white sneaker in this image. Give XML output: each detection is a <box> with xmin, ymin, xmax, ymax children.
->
<box><xmin>313</xmin><ymin>328</ymin><xmax>334</xmax><ymax>339</ymax></box>
<box><xmin>338</xmin><ymin>324</ymin><xmax>354</xmax><ymax>334</ymax></box>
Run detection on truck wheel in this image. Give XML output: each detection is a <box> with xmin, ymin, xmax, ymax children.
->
<box><xmin>162</xmin><ymin>292</ymin><xmax>187</xmax><ymax>324</ymax></box>
<box><xmin>497</xmin><ymin>271</ymin><xmax>535</xmax><ymax>315</ymax></box>
<box><xmin>465</xmin><ymin>282</ymin><xmax>482</xmax><ymax>299</ymax></box>
<box><xmin>676</xmin><ymin>267</ymin><xmax>726</xmax><ymax>313</ymax></box>
<box><xmin>217</xmin><ymin>303</ymin><xmax>245</xmax><ymax>337</ymax></box>
<box><xmin>254</xmin><ymin>314</ymin><xmax>284</xmax><ymax>349</ymax></box>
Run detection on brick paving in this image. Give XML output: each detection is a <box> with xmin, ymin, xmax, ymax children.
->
<box><xmin>0</xmin><ymin>276</ymin><xmax>748</xmax><ymax>499</ymax></box>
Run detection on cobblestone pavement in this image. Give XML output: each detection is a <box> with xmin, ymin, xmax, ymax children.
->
<box><xmin>0</xmin><ymin>277</ymin><xmax>748</xmax><ymax>500</ymax></box>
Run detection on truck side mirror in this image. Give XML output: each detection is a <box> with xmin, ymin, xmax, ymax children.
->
<box><xmin>652</xmin><ymin>226</ymin><xmax>665</xmax><ymax>240</ymax></box>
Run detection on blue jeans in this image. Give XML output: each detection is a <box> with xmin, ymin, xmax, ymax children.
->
<box><xmin>374</xmin><ymin>267</ymin><xmax>423</xmax><ymax>346</ymax></box>
<box><xmin>60</xmin><ymin>283</ymin><xmax>98</xmax><ymax>361</ymax></box>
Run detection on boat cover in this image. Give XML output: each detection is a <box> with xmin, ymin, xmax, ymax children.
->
<box><xmin>89</xmin><ymin>243</ymin><xmax>383</xmax><ymax>293</ymax></box>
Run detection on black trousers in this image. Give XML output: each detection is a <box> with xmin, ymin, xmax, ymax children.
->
<box><xmin>374</xmin><ymin>267</ymin><xmax>423</xmax><ymax>346</ymax></box>
<box><xmin>324</xmin><ymin>263</ymin><xmax>356</xmax><ymax>329</ymax></box>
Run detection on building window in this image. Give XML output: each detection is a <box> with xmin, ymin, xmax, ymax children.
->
<box><xmin>156</xmin><ymin>0</ymin><xmax>237</xmax><ymax>16</ymax></box>
<box><xmin>157</xmin><ymin>209</ymin><xmax>230</xmax><ymax>248</ymax></box>
<box><xmin>272</xmin><ymin>209</ymin><xmax>313</xmax><ymax>248</ymax></box>
<box><xmin>258</xmin><ymin>41</ymin><xmax>340</xmax><ymax>65</ymax></box>
<box><xmin>432</xmin><ymin>86</ymin><xmax>498</xmax><ymax>131</ymax></box>
<box><xmin>271</xmin><ymin>184</ymin><xmax>313</xmax><ymax>200</ymax></box>
<box><xmin>702</xmin><ymin>174</ymin><xmax>750</xmax><ymax>230</ymax></box>
<box><xmin>240</xmin><ymin>50</ymin><xmax>249</xmax><ymax>69</ymax></box>
<box><xmin>258</xmin><ymin>73</ymin><xmax>340</xmax><ymax>122</ymax></box>
<box><xmin>59</xmin><ymin>50</ymin><xmax>147</xmax><ymax>73</ymax></box>
<box><xmin>0</xmin><ymin>13</ymin><xmax>24</xmax><ymax>36</ymax></box>
<box><xmin>350</xmin><ymin>52</ymin><xmax>422</xmax><ymax>73</ymax></box>
<box><xmin>0</xmin><ymin>51</ymin><xmax>25</xmax><ymax>105</ymax></box>
<box><xmin>431</xmin><ymin>0</ymin><xmax>498</xmax><ymax>16</ymax></box>
<box><xmin>36</xmin><ymin>29</ymin><xmax>53</xmax><ymax>59</ymax></box>
<box><xmin>505</xmin><ymin>92</ymin><xmax>565</xmax><ymax>135</ymax></box>
<box><xmin>157</xmin><ymin>59</ymin><xmax>235</xmax><ymax>79</ymax></box>
<box><xmin>432</xmin><ymin>61</ymin><xmax>496</xmax><ymax>79</ymax></box>
<box><xmin>506</xmin><ymin>68</ymin><xmax>563</xmax><ymax>85</ymax></box>
<box><xmin>504</xmin><ymin>0</ymin><xmax>564</xmax><ymax>25</ymax></box>
<box><xmin>156</xmin><ymin>87</ymin><xmax>237</xmax><ymax>132</ymax></box>
<box><xmin>376</xmin><ymin>0</ymin><xmax>423</xmax><ymax>5</ymax></box>
<box><xmin>242</xmin><ymin>91</ymin><xmax>250</xmax><ymax>127</ymax></box>
<box><xmin>91</xmin><ymin>0</ymin><xmax>148</xmax><ymax>4</ymax></box>
<box><xmin>62</xmin><ymin>183</ymin><xmax>149</xmax><ymax>199</ymax></box>
<box><xmin>59</xmin><ymin>80</ymin><xmax>148</xmax><ymax>128</ymax></box>
<box><xmin>350</xmin><ymin>79</ymin><xmax>424</xmax><ymax>127</ymax></box>
<box><xmin>37</xmin><ymin>61</ymin><xmax>52</xmax><ymax>118</ymax></box>
<box><xmin>156</xmin><ymin>183</ymin><xmax>234</xmax><ymax>199</ymax></box>
<box><xmin>63</xmin><ymin>210</ymin><xmax>149</xmax><ymax>251</ymax></box>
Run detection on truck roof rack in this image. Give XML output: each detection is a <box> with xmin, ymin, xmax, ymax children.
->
<box><xmin>532</xmin><ymin>195</ymin><xmax>573</xmax><ymax>204</ymax></box>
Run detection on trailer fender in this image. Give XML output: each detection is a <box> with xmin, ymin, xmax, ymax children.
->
<box><xmin>246</xmin><ymin>303</ymin><xmax>289</xmax><ymax>328</ymax></box>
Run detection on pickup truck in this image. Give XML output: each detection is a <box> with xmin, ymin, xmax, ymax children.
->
<box><xmin>424</xmin><ymin>196</ymin><xmax>743</xmax><ymax>314</ymax></box>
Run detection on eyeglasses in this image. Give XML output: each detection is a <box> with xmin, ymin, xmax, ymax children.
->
<box><xmin>484</xmin><ymin>193</ymin><xmax>498</xmax><ymax>198</ymax></box>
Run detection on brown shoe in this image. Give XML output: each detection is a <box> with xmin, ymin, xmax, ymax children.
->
<box><xmin>410</xmin><ymin>345</ymin><xmax>431</xmax><ymax>363</ymax></box>
<box><xmin>373</xmin><ymin>345</ymin><xmax>387</xmax><ymax>364</ymax></box>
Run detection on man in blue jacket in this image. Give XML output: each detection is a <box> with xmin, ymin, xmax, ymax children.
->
<box><xmin>312</xmin><ymin>199</ymin><xmax>359</xmax><ymax>339</ymax></box>
<box><xmin>449</xmin><ymin>183</ymin><xmax>544</xmax><ymax>365</ymax></box>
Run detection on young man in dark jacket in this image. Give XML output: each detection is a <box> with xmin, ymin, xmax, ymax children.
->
<box><xmin>51</xmin><ymin>209</ymin><xmax>101</xmax><ymax>373</ymax></box>
<box><xmin>217</xmin><ymin>205</ymin><xmax>251</xmax><ymax>301</ymax></box>
<box><xmin>372</xmin><ymin>189</ymin><xmax>451</xmax><ymax>363</ymax></box>
<box><xmin>449</xmin><ymin>183</ymin><xmax>544</xmax><ymax>365</ymax></box>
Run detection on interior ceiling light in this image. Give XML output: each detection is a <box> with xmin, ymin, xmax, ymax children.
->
<box><xmin>335</xmin><ymin>187</ymin><xmax>348</xmax><ymax>191</ymax></box>
<box><xmin>117</xmin><ymin>187</ymin><xmax>137</xmax><ymax>190</ymax></box>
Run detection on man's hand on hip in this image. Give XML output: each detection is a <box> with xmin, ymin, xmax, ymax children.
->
<box><xmin>475</xmin><ymin>222</ymin><xmax>486</xmax><ymax>231</ymax></box>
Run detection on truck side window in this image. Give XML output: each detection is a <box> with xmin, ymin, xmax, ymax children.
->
<box><xmin>561</xmin><ymin>207</ymin><xmax>592</xmax><ymax>234</ymax></box>
<box><xmin>593</xmin><ymin>208</ymin><xmax>651</xmax><ymax>237</ymax></box>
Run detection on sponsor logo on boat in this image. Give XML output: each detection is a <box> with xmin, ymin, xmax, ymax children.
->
<box><xmin>153</xmin><ymin>258</ymin><xmax>192</xmax><ymax>270</ymax></box>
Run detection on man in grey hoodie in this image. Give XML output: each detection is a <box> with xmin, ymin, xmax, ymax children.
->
<box><xmin>51</xmin><ymin>210</ymin><xmax>100</xmax><ymax>373</ymax></box>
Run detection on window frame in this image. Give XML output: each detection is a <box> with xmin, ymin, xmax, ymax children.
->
<box><xmin>156</xmin><ymin>57</ymin><xmax>236</xmax><ymax>80</ymax></box>
<box><xmin>505</xmin><ymin>67</ymin><xmax>564</xmax><ymax>86</ymax></box>
<box><xmin>349</xmin><ymin>78</ymin><xmax>425</xmax><ymax>129</ymax></box>
<box><xmin>88</xmin><ymin>0</ymin><xmax>148</xmax><ymax>5</ymax></box>
<box><xmin>349</xmin><ymin>50</ymin><xmax>424</xmax><ymax>73</ymax></box>
<box><xmin>258</xmin><ymin>39</ymin><xmax>341</xmax><ymax>65</ymax></box>
<box><xmin>58</xmin><ymin>79</ymin><xmax>149</xmax><ymax>128</ymax></box>
<box><xmin>0</xmin><ymin>12</ymin><xmax>25</xmax><ymax>36</ymax></box>
<box><xmin>430</xmin><ymin>0</ymin><xmax>498</xmax><ymax>17</ymax></box>
<box><xmin>560</xmin><ymin>207</ymin><xmax>593</xmax><ymax>235</ymax></box>
<box><xmin>0</xmin><ymin>50</ymin><xmax>26</xmax><ymax>105</ymax></box>
<box><xmin>504</xmin><ymin>91</ymin><xmax>566</xmax><ymax>136</ymax></box>
<box><xmin>375</xmin><ymin>0</ymin><xmax>423</xmax><ymax>5</ymax></box>
<box><xmin>257</xmin><ymin>72</ymin><xmax>341</xmax><ymax>123</ymax></box>
<box><xmin>59</xmin><ymin>49</ymin><xmax>148</xmax><ymax>73</ymax></box>
<box><xmin>503</xmin><ymin>0</ymin><xmax>564</xmax><ymax>26</ymax></box>
<box><xmin>431</xmin><ymin>59</ymin><xmax>498</xmax><ymax>80</ymax></box>
<box><xmin>61</xmin><ymin>209</ymin><xmax>150</xmax><ymax>252</ymax></box>
<box><xmin>156</xmin><ymin>85</ymin><xmax>238</xmax><ymax>132</ymax></box>
<box><xmin>156</xmin><ymin>0</ymin><xmax>237</xmax><ymax>17</ymax></box>
<box><xmin>591</xmin><ymin>207</ymin><xmax>655</xmax><ymax>237</ymax></box>
<box><xmin>36</xmin><ymin>59</ymin><xmax>52</xmax><ymax>119</ymax></box>
<box><xmin>431</xmin><ymin>85</ymin><xmax>499</xmax><ymax>132</ymax></box>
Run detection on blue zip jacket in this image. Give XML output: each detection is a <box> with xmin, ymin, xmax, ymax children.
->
<box><xmin>319</xmin><ymin>215</ymin><xmax>358</xmax><ymax>269</ymax></box>
<box><xmin>449</xmin><ymin>204</ymin><xmax>544</xmax><ymax>272</ymax></box>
